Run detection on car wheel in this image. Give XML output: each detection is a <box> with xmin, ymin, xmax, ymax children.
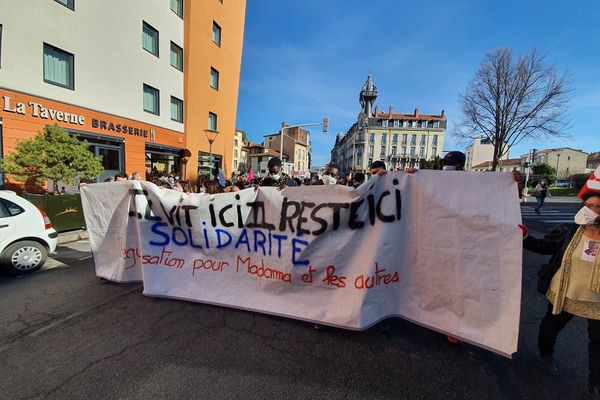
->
<box><xmin>0</xmin><ymin>240</ymin><xmax>48</xmax><ymax>275</ymax></box>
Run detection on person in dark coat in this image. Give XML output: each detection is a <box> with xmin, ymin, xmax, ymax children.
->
<box><xmin>260</xmin><ymin>157</ymin><xmax>297</xmax><ymax>188</ymax></box>
<box><xmin>523</xmin><ymin>170</ymin><xmax>600</xmax><ymax>398</ymax></box>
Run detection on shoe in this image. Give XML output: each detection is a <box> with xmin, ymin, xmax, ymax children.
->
<box><xmin>539</xmin><ymin>355</ymin><xmax>559</xmax><ymax>376</ymax></box>
<box><xmin>589</xmin><ymin>383</ymin><xmax>600</xmax><ymax>400</ymax></box>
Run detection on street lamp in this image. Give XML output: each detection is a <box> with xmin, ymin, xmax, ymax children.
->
<box><xmin>204</xmin><ymin>129</ymin><xmax>220</xmax><ymax>178</ymax></box>
<box><xmin>556</xmin><ymin>152</ymin><xmax>561</xmax><ymax>178</ymax></box>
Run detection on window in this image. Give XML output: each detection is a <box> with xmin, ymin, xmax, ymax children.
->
<box><xmin>208</xmin><ymin>112</ymin><xmax>217</xmax><ymax>130</ymax></box>
<box><xmin>382</xmin><ymin>120</ymin><xmax>388</xmax><ymax>127</ymax></box>
<box><xmin>392</xmin><ymin>134</ymin><xmax>398</xmax><ymax>143</ymax></box>
<box><xmin>393</xmin><ymin>120</ymin><xmax>399</xmax><ymax>127</ymax></box>
<box><xmin>391</xmin><ymin>147</ymin><xmax>397</xmax><ymax>156</ymax></box>
<box><xmin>419</xmin><ymin>147</ymin><xmax>425</xmax><ymax>157</ymax></box>
<box><xmin>368</xmin><ymin>158</ymin><xmax>373</xmax><ymax>167</ymax></box>
<box><xmin>410</xmin><ymin>147</ymin><xmax>415</xmax><ymax>157</ymax></box>
<box><xmin>403</xmin><ymin>120</ymin><xmax>409</xmax><ymax>127</ymax></box>
<box><xmin>402</xmin><ymin>134</ymin><xmax>407</xmax><ymax>145</ymax></box>
<box><xmin>410</xmin><ymin>134</ymin><xmax>416</xmax><ymax>145</ymax></box>
<box><xmin>380</xmin><ymin>147</ymin><xmax>386</xmax><ymax>156</ymax></box>
<box><xmin>170</xmin><ymin>96</ymin><xmax>183</xmax><ymax>123</ymax></box>
<box><xmin>381</xmin><ymin>133</ymin><xmax>387</xmax><ymax>144</ymax></box>
<box><xmin>420</xmin><ymin>136</ymin><xmax>426</xmax><ymax>146</ymax></box>
<box><xmin>411</xmin><ymin>121</ymin><xmax>417</xmax><ymax>128</ymax></box>
<box><xmin>212</xmin><ymin>21</ymin><xmax>221</xmax><ymax>46</ymax></box>
<box><xmin>142</xmin><ymin>22</ymin><xmax>159</xmax><ymax>57</ymax></box>
<box><xmin>210</xmin><ymin>67</ymin><xmax>219</xmax><ymax>90</ymax></box>
<box><xmin>234</xmin><ymin>139</ymin><xmax>238</xmax><ymax>146</ymax></box>
<box><xmin>369</xmin><ymin>133</ymin><xmax>375</xmax><ymax>143</ymax></box>
<box><xmin>43</xmin><ymin>43</ymin><xmax>74</xmax><ymax>90</ymax></box>
<box><xmin>368</xmin><ymin>145</ymin><xmax>374</xmax><ymax>157</ymax></box>
<box><xmin>143</xmin><ymin>84</ymin><xmax>160</xmax><ymax>115</ymax></box>
<box><xmin>432</xmin><ymin>135</ymin><xmax>438</xmax><ymax>145</ymax></box>
<box><xmin>0</xmin><ymin>199</ymin><xmax>24</xmax><ymax>217</ymax></box>
<box><xmin>421</xmin><ymin>120</ymin><xmax>428</xmax><ymax>128</ymax></box>
<box><xmin>170</xmin><ymin>0</ymin><xmax>183</xmax><ymax>18</ymax></box>
<box><xmin>234</xmin><ymin>160</ymin><xmax>238</xmax><ymax>169</ymax></box>
<box><xmin>433</xmin><ymin>121</ymin><xmax>440</xmax><ymax>128</ymax></box>
<box><xmin>234</xmin><ymin>149</ymin><xmax>238</xmax><ymax>158</ymax></box>
<box><xmin>170</xmin><ymin>42</ymin><xmax>183</xmax><ymax>71</ymax></box>
<box><xmin>432</xmin><ymin>147</ymin><xmax>437</xmax><ymax>155</ymax></box>
<box><xmin>402</xmin><ymin>147</ymin><xmax>407</xmax><ymax>156</ymax></box>
<box><xmin>55</xmin><ymin>0</ymin><xmax>74</xmax><ymax>10</ymax></box>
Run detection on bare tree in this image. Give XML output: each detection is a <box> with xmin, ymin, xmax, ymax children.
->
<box><xmin>455</xmin><ymin>48</ymin><xmax>571</xmax><ymax>170</ymax></box>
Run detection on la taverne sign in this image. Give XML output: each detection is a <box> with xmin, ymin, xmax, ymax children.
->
<box><xmin>2</xmin><ymin>95</ymin><xmax>85</xmax><ymax>125</ymax></box>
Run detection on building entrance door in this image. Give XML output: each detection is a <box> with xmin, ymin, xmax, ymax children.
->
<box><xmin>90</xmin><ymin>143</ymin><xmax>123</xmax><ymax>182</ymax></box>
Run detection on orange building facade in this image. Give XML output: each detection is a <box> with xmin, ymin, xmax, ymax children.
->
<box><xmin>0</xmin><ymin>0</ymin><xmax>246</xmax><ymax>188</ymax></box>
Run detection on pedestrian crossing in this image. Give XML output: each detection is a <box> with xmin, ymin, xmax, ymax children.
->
<box><xmin>520</xmin><ymin>206</ymin><xmax>575</xmax><ymax>224</ymax></box>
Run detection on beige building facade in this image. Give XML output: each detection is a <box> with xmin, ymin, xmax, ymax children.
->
<box><xmin>520</xmin><ymin>147</ymin><xmax>588</xmax><ymax>178</ymax></box>
<box><xmin>465</xmin><ymin>137</ymin><xmax>509</xmax><ymax>171</ymax></box>
<box><xmin>331</xmin><ymin>75</ymin><xmax>445</xmax><ymax>176</ymax></box>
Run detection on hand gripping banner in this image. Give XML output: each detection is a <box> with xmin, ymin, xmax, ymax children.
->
<box><xmin>80</xmin><ymin>171</ymin><xmax>522</xmax><ymax>357</ymax></box>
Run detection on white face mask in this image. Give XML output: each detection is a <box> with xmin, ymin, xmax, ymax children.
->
<box><xmin>442</xmin><ymin>166</ymin><xmax>457</xmax><ymax>171</ymax></box>
<box><xmin>322</xmin><ymin>175</ymin><xmax>337</xmax><ymax>185</ymax></box>
<box><xmin>574</xmin><ymin>206</ymin><xmax>600</xmax><ymax>225</ymax></box>
<box><xmin>271</xmin><ymin>173</ymin><xmax>280</xmax><ymax>180</ymax></box>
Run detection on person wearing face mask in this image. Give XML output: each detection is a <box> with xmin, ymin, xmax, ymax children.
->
<box><xmin>260</xmin><ymin>157</ymin><xmax>298</xmax><ymax>188</ymax></box>
<box><xmin>319</xmin><ymin>163</ymin><xmax>340</xmax><ymax>185</ymax></box>
<box><xmin>534</xmin><ymin>180</ymin><xmax>552</xmax><ymax>215</ymax></box>
<box><xmin>521</xmin><ymin>166</ymin><xmax>600</xmax><ymax>398</ymax></box>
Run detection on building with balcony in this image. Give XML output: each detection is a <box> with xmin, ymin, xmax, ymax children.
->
<box><xmin>0</xmin><ymin>0</ymin><xmax>246</xmax><ymax>187</ymax></box>
<box><xmin>330</xmin><ymin>74</ymin><xmax>446</xmax><ymax>176</ymax></box>
<box><xmin>232</xmin><ymin>129</ymin><xmax>245</xmax><ymax>174</ymax></box>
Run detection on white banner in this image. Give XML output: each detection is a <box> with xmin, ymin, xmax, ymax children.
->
<box><xmin>81</xmin><ymin>171</ymin><xmax>522</xmax><ymax>357</ymax></box>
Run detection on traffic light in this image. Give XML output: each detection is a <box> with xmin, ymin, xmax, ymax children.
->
<box><xmin>322</xmin><ymin>117</ymin><xmax>329</xmax><ymax>132</ymax></box>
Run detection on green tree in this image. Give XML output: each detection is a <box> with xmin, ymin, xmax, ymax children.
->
<box><xmin>1</xmin><ymin>124</ymin><xmax>103</xmax><ymax>192</ymax></box>
<box><xmin>532</xmin><ymin>163</ymin><xmax>556</xmax><ymax>176</ymax></box>
<box><xmin>419</xmin><ymin>156</ymin><xmax>444</xmax><ymax>170</ymax></box>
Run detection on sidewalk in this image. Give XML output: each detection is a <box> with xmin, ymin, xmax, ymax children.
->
<box><xmin>57</xmin><ymin>229</ymin><xmax>88</xmax><ymax>245</ymax></box>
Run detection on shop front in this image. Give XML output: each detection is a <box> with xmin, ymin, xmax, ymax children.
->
<box><xmin>145</xmin><ymin>144</ymin><xmax>183</xmax><ymax>182</ymax></box>
<box><xmin>0</xmin><ymin>88</ymin><xmax>185</xmax><ymax>188</ymax></box>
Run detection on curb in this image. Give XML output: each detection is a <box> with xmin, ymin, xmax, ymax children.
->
<box><xmin>57</xmin><ymin>229</ymin><xmax>89</xmax><ymax>244</ymax></box>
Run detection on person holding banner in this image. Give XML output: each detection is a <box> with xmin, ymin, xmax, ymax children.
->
<box><xmin>260</xmin><ymin>157</ymin><xmax>297</xmax><ymax>188</ymax></box>
<box><xmin>523</xmin><ymin>168</ymin><xmax>600</xmax><ymax>399</ymax></box>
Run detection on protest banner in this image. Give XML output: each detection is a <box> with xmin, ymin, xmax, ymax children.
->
<box><xmin>80</xmin><ymin>171</ymin><xmax>522</xmax><ymax>357</ymax></box>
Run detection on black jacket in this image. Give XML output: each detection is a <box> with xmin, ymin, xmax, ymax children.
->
<box><xmin>523</xmin><ymin>223</ymin><xmax>579</xmax><ymax>294</ymax></box>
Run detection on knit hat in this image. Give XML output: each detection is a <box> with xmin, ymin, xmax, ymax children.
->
<box><xmin>442</xmin><ymin>151</ymin><xmax>466</xmax><ymax>167</ymax></box>
<box><xmin>371</xmin><ymin>160</ymin><xmax>386</xmax><ymax>170</ymax></box>
<box><xmin>578</xmin><ymin>166</ymin><xmax>600</xmax><ymax>199</ymax></box>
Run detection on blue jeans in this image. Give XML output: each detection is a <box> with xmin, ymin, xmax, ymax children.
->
<box><xmin>535</xmin><ymin>196</ymin><xmax>545</xmax><ymax>211</ymax></box>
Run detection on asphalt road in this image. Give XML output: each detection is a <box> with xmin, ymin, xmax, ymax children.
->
<box><xmin>0</xmin><ymin>203</ymin><xmax>591</xmax><ymax>399</ymax></box>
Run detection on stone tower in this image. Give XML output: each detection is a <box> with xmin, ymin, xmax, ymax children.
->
<box><xmin>359</xmin><ymin>73</ymin><xmax>378</xmax><ymax>118</ymax></box>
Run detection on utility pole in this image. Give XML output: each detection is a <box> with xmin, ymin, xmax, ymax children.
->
<box><xmin>524</xmin><ymin>148</ymin><xmax>536</xmax><ymax>199</ymax></box>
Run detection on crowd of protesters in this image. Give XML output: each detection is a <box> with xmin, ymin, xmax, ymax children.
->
<box><xmin>92</xmin><ymin>152</ymin><xmax>600</xmax><ymax>398</ymax></box>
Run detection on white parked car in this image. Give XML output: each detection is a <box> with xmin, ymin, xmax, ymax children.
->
<box><xmin>0</xmin><ymin>191</ymin><xmax>58</xmax><ymax>275</ymax></box>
